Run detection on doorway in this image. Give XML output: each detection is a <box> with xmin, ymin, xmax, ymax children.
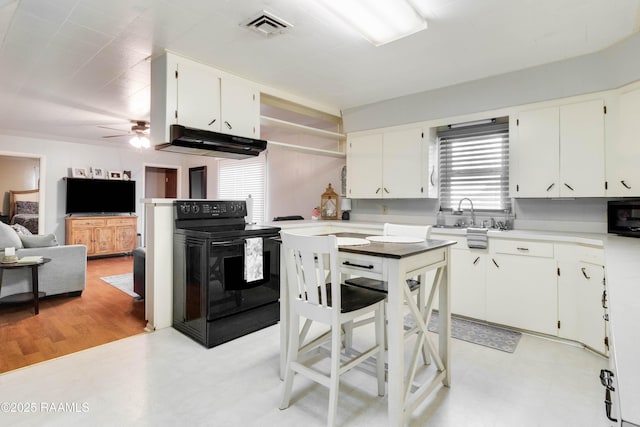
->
<box><xmin>145</xmin><ymin>166</ymin><xmax>178</xmax><ymax>198</ymax></box>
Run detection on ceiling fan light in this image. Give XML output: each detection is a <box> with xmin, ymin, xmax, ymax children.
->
<box><xmin>129</xmin><ymin>135</ymin><xmax>142</xmax><ymax>148</ymax></box>
<box><xmin>140</xmin><ymin>136</ymin><xmax>150</xmax><ymax>149</ymax></box>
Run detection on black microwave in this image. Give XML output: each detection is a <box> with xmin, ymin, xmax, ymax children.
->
<box><xmin>608</xmin><ymin>200</ymin><xmax>640</xmax><ymax>237</ymax></box>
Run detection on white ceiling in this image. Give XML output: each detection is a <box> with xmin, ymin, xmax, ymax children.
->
<box><xmin>0</xmin><ymin>0</ymin><xmax>638</xmax><ymax>146</ymax></box>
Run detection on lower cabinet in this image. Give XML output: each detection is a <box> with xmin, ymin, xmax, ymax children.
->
<box><xmin>65</xmin><ymin>216</ymin><xmax>137</xmax><ymax>257</ymax></box>
<box><xmin>557</xmin><ymin>244</ymin><xmax>607</xmax><ymax>354</ymax></box>
<box><xmin>450</xmin><ymin>247</ymin><xmax>487</xmax><ymax>320</ymax></box>
<box><xmin>486</xmin><ymin>251</ymin><xmax>558</xmax><ymax>336</ymax></box>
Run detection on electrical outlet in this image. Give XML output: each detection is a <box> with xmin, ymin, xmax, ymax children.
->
<box><xmin>383</xmin><ymin>205</ymin><xmax>388</xmax><ymax>214</ymax></box>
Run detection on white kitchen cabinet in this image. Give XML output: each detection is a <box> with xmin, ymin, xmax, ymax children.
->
<box><xmin>450</xmin><ymin>247</ymin><xmax>486</xmax><ymax>320</ymax></box>
<box><xmin>486</xmin><ymin>239</ymin><xmax>558</xmax><ymax>335</ymax></box>
<box><xmin>346</xmin><ymin>133</ymin><xmax>383</xmax><ymax>198</ymax></box>
<box><xmin>150</xmin><ymin>52</ymin><xmax>260</xmax><ymax>144</ymax></box>
<box><xmin>606</xmin><ymin>87</ymin><xmax>640</xmax><ymax>196</ymax></box>
<box><xmin>513</xmin><ymin>99</ymin><xmax>605</xmax><ymax>197</ymax></box>
<box><xmin>513</xmin><ymin>106</ymin><xmax>559</xmax><ymax>197</ymax></box>
<box><xmin>557</xmin><ymin>244</ymin><xmax>607</xmax><ymax>354</ymax></box>
<box><xmin>559</xmin><ymin>99</ymin><xmax>606</xmax><ymax>196</ymax></box>
<box><xmin>219</xmin><ymin>76</ymin><xmax>260</xmax><ymax>139</ymax></box>
<box><xmin>175</xmin><ymin>59</ymin><xmax>221</xmax><ymax>132</ymax></box>
<box><xmin>347</xmin><ymin>127</ymin><xmax>430</xmax><ymax>199</ymax></box>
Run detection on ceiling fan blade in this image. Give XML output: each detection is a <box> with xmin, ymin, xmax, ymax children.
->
<box><xmin>98</xmin><ymin>125</ymin><xmax>130</xmax><ymax>132</ymax></box>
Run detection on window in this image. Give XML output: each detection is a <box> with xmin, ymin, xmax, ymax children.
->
<box><xmin>438</xmin><ymin>122</ymin><xmax>510</xmax><ymax>212</ymax></box>
<box><xmin>218</xmin><ymin>155</ymin><xmax>266</xmax><ymax>222</ymax></box>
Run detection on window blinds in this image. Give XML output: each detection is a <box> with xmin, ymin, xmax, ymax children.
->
<box><xmin>438</xmin><ymin>123</ymin><xmax>510</xmax><ymax>211</ymax></box>
<box><xmin>218</xmin><ymin>155</ymin><xmax>266</xmax><ymax>222</ymax></box>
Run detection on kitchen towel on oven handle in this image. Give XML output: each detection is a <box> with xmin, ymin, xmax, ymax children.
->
<box><xmin>244</xmin><ymin>237</ymin><xmax>264</xmax><ymax>282</ymax></box>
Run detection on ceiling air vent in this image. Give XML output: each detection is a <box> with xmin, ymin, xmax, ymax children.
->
<box><xmin>243</xmin><ymin>10</ymin><xmax>293</xmax><ymax>36</ymax></box>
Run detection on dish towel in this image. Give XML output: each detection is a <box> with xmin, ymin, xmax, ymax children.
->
<box><xmin>244</xmin><ymin>237</ymin><xmax>264</xmax><ymax>282</ymax></box>
<box><xmin>466</xmin><ymin>228</ymin><xmax>488</xmax><ymax>249</ymax></box>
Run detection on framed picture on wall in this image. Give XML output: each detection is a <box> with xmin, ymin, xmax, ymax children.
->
<box><xmin>72</xmin><ymin>167</ymin><xmax>88</xmax><ymax>178</ymax></box>
<box><xmin>108</xmin><ymin>171</ymin><xmax>123</xmax><ymax>180</ymax></box>
<box><xmin>92</xmin><ymin>167</ymin><xmax>106</xmax><ymax>179</ymax></box>
<box><xmin>122</xmin><ymin>170</ymin><xmax>132</xmax><ymax>181</ymax></box>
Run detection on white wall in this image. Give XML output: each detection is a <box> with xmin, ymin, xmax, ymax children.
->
<box><xmin>0</xmin><ymin>155</ymin><xmax>39</xmax><ymax>215</ymax></box>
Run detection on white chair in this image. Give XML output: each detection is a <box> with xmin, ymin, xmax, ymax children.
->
<box><xmin>279</xmin><ymin>232</ymin><xmax>386</xmax><ymax>427</ymax></box>
<box><xmin>345</xmin><ymin>223</ymin><xmax>432</xmax><ymax>361</ymax></box>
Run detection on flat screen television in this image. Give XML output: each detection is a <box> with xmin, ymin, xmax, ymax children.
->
<box><xmin>65</xmin><ymin>178</ymin><xmax>136</xmax><ymax>215</ymax></box>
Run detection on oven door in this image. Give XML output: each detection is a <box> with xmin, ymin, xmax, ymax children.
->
<box><xmin>206</xmin><ymin>236</ymin><xmax>280</xmax><ymax>321</ymax></box>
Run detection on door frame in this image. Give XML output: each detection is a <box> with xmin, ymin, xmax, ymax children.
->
<box><xmin>0</xmin><ymin>150</ymin><xmax>46</xmax><ymax>234</ymax></box>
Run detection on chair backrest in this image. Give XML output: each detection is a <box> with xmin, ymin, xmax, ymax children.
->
<box><xmin>281</xmin><ymin>232</ymin><xmax>341</xmax><ymax>323</ymax></box>
<box><xmin>383</xmin><ymin>223</ymin><xmax>431</xmax><ymax>240</ymax></box>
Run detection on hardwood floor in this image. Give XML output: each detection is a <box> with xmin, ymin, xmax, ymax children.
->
<box><xmin>0</xmin><ymin>255</ymin><xmax>146</xmax><ymax>374</ymax></box>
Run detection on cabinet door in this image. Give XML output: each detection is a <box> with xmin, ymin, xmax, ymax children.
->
<box><xmin>70</xmin><ymin>227</ymin><xmax>94</xmax><ymax>255</ymax></box>
<box><xmin>450</xmin><ymin>248</ymin><xmax>486</xmax><ymax>320</ymax></box>
<box><xmin>346</xmin><ymin>133</ymin><xmax>383</xmax><ymax>198</ymax></box>
<box><xmin>115</xmin><ymin>225</ymin><xmax>137</xmax><ymax>252</ymax></box>
<box><xmin>382</xmin><ymin>128</ymin><xmax>424</xmax><ymax>198</ymax></box>
<box><xmin>220</xmin><ymin>77</ymin><xmax>259</xmax><ymax>138</ymax></box>
<box><xmin>515</xmin><ymin>107</ymin><xmax>560</xmax><ymax>197</ymax></box>
<box><xmin>94</xmin><ymin>227</ymin><xmax>115</xmax><ymax>255</ymax></box>
<box><xmin>570</xmin><ymin>262</ymin><xmax>606</xmax><ymax>353</ymax></box>
<box><xmin>486</xmin><ymin>253</ymin><xmax>557</xmax><ymax>335</ymax></box>
<box><xmin>559</xmin><ymin>100</ymin><xmax>605</xmax><ymax>196</ymax></box>
<box><xmin>176</xmin><ymin>60</ymin><xmax>221</xmax><ymax>131</ymax></box>
<box><xmin>607</xmin><ymin>88</ymin><xmax>640</xmax><ymax>196</ymax></box>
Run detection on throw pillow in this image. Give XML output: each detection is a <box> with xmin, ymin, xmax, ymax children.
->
<box><xmin>19</xmin><ymin>233</ymin><xmax>58</xmax><ymax>248</ymax></box>
<box><xmin>11</xmin><ymin>223</ymin><xmax>33</xmax><ymax>236</ymax></box>
<box><xmin>15</xmin><ymin>201</ymin><xmax>39</xmax><ymax>214</ymax></box>
<box><xmin>0</xmin><ymin>221</ymin><xmax>23</xmax><ymax>250</ymax></box>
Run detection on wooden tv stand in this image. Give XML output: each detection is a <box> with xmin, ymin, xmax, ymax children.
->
<box><xmin>65</xmin><ymin>215</ymin><xmax>137</xmax><ymax>258</ymax></box>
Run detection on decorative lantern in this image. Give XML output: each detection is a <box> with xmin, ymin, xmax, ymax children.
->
<box><xmin>320</xmin><ymin>183</ymin><xmax>340</xmax><ymax>220</ymax></box>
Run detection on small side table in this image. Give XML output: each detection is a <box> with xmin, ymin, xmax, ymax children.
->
<box><xmin>0</xmin><ymin>257</ymin><xmax>51</xmax><ymax>315</ymax></box>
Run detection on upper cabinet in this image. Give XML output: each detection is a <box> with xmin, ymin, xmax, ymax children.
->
<box><xmin>151</xmin><ymin>52</ymin><xmax>260</xmax><ymax>144</ymax></box>
<box><xmin>346</xmin><ymin>127</ymin><xmax>434</xmax><ymax>199</ymax></box>
<box><xmin>512</xmin><ymin>99</ymin><xmax>605</xmax><ymax>197</ymax></box>
<box><xmin>606</xmin><ymin>87</ymin><xmax>640</xmax><ymax>196</ymax></box>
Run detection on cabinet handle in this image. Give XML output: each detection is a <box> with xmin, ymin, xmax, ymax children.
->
<box><xmin>621</xmin><ymin>180</ymin><xmax>631</xmax><ymax>189</ymax></box>
<box><xmin>581</xmin><ymin>267</ymin><xmax>591</xmax><ymax>279</ymax></box>
<box><xmin>600</xmin><ymin>369</ymin><xmax>615</xmax><ymax>391</ymax></box>
<box><xmin>375</xmin><ymin>187</ymin><xmax>381</xmax><ymax>194</ymax></box>
<box><xmin>516</xmin><ymin>247</ymin><xmax>529</xmax><ymax>252</ymax></box>
<box><xmin>604</xmin><ymin>389</ymin><xmax>617</xmax><ymax>422</ymax></box>
<box><xmin>225</xmin><ymin>121</ymin><xmax>232</xmax><ymax>130</ymax></box>
<box><xmin>601</xmin><ymin>290</ymin><xmax>608</xmax><ymax>309</ymax></box>
<box><xmin>383</xmin><ymin>187</ymin><xmax>390</xmax><ymax>194</ymax></box>
<box><xmin>546</xmin><ymin>183</ymin><xmax>555</xmax><ymax>192</ymax></box>
<box><xmin>564</xmin><ymin>183</ymin><xmax>574</xmax><ymax>191</ymax></box>
<box><xmin>603</xmin><ymin>313</ymin><xmax>609</xmax><ymax>321</ymax></box>
<box><xmin>430</xmin><ymin>167</ymin><xmax>435</xmax><ymax>186</ymax></box>
<box><xmin>342</xmin><ymin>261</ymin><xmax>374</xmax><ymax>270</ymax></box>
<box><xmin>492</xmin><ymin>258</ymin><xmax>499</xmax><ymax>268</ymax></box>
<box><xmin>473</xmin><ymin>256</ymin><xmax>480</xmax><ymax>265</ymax></box>
<box><xmin>208</xmin><ymin>118</ymin><xmax>217</xmax><ymax>126</ymax></box>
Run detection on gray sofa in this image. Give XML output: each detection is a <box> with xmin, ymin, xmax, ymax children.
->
<box><xmin>0</xmin><ymin>221</ymin><xmax>87</xmax><ymax>299</ymax></box>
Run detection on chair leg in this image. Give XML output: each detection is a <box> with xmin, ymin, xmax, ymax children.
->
<box><xmin>280</xmin><ymin>314</ymin><xmax>300</xmax><ymax>410</ymax></box>
<box><xmin>375</xmin><ymin>302</ymin><xmax>386</xmax><ymax>396</ymax></box>
<box><xmin>327</xmin><ymin>324</ymin><xmax>342</xmax><ymax>427</ymax></box>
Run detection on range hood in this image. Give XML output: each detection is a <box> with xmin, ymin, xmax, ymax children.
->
<box><xmin>155</xmin><ymin>124</ymin><xmax>267</xmax><ymax>159</ymax></box>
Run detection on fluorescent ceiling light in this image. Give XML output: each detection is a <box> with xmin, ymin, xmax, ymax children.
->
<box><xmin>317</xmin><ymin>0</ymin><xmax>427</xmax><ymax>46</ymax></box>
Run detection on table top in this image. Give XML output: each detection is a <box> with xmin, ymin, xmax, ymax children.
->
<box><xmin>334</xmin><ymin>232</ymin><xmax>457</xmax><ymax>259</ymax></box>
<box><xmin>0</xmin><ymin>257</ymin><xmax>51</xmax><ymax>269</ymax></box>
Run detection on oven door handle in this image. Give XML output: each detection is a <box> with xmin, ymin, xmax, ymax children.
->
<box><xmin>210</xmin><ymin>239</ymin><xmax>247</xmax><ymax>247</ymax></box>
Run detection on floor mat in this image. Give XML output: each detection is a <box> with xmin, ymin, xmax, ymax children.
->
<box><xmin>405</xmin><ymin>311</ymin><xmax>521</xmax><ymax>353</ymax></box>
<box><xmin>100</xmin><ymin>273</ymin><xmax>139</xmax><ymax>299</ymax></box>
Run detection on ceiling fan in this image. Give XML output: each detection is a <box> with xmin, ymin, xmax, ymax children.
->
<box><xmin>100</xmin><ymin>120</ymin><xmax>151</xmax><ymax>148</ymax></box>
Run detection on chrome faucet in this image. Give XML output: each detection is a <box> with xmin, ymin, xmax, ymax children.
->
<box><xmin>456</xmin><ymin>198</ymin><xmax>476</xmax><ymax>226</ymax></box>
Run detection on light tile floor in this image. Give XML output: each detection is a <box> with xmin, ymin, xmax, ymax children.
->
<box><xmin>0</xmin><ymin>324</ymin><xmax>610</xmax><ymax>426</ymax></box>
